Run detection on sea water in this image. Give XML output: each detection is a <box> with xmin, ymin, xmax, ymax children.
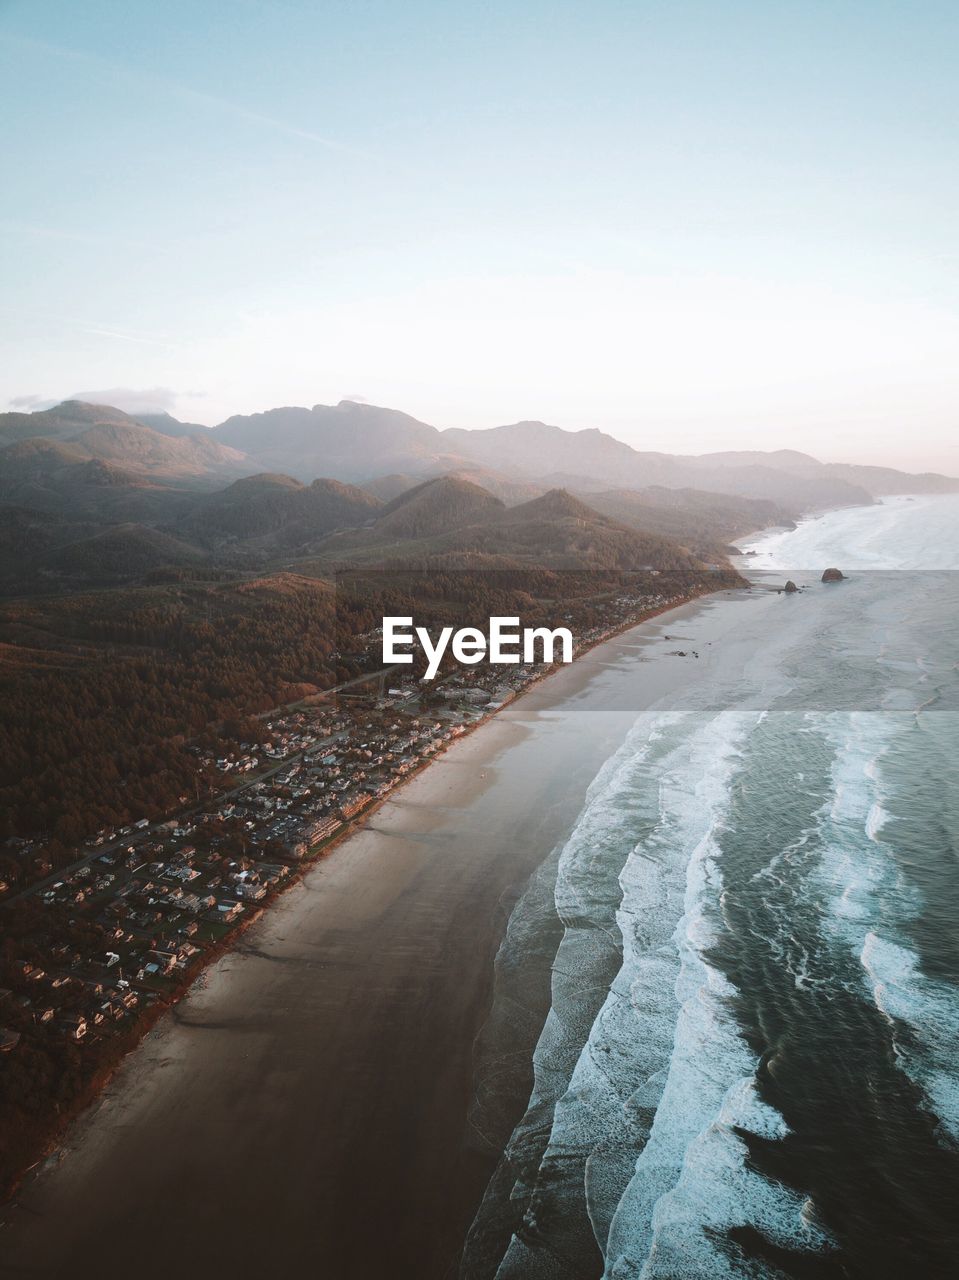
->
<box><xmin>462</xmin><ymin>495</ymin><xmax>959</xmax><ymax>1279</ymax></box>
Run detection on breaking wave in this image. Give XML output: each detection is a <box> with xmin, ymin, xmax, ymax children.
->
<box><xmin>814</xmin><ymin>711</ymin><xmax>959</xmax><ymax>1146</ymax></box>
<box><xmin>468</xmin><ymin>712</ymin><xmax>825</xmax><ymax>1279</ymax></box>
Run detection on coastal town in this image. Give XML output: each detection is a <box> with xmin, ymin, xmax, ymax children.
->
<box><xmin>0</xmin><ymin>578</ymin><xmax>705</xmax><ymax>1193</ymax></box>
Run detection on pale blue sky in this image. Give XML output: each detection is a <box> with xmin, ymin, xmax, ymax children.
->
<box><xmin>2</xmin><ymin>0</ymin><xmax>958</xmax><ymax>470</ymax></box>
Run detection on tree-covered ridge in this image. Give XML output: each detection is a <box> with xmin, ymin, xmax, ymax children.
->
<box><xmin>0</xmin><ymin>575</ymin><xmax>339</xmax><ymax>849</ymax></box>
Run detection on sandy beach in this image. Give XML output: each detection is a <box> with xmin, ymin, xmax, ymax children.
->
<box><xmin>0</xmin><ymin>584</ymin><xmax>775</xmax><ymax>1280</ymax></box>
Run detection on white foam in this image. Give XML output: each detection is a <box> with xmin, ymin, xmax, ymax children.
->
<box><xmin>814</xmin><ymin>715</ymin><xmax>909</xmax><ymax>927</ymax></box>
<box><xmin>865</xmin><ymin>801</ymin><xmax>889</xmax><ymax>842</ymax></box>
<box><xmin>813</xmin><ymin>712</ymin><xmax>959</xmax><ymax>1145</ymax></box>
<box><xmin>488</xmin><ymin>697</ymin><xmax>837</xmax><ymax>1280</ymax></box>
<box><xmin>861</xmin><ymin>931</ymin><xmax>959</xmax><ymax>1145</ymax></box>
<box><xmin>491</xmin><ymin>709</ymin><xmax>797</xmax><ymax>1279</ymax></box>
<box><xmin>602</xmin><ymin>713</ymin><xmax>827</xmax><ymax>1278</ymax></box>
<box><xmin>488</xmin><ymin>709</ymin><xmax>692</xmax><ymax>1277</ymax></box>
<box><xmin>739</xmin><ymin>494</ymin><xmax>959</xmax><ymax>572</ymax></box>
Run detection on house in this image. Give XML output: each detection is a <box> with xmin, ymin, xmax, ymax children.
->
<box><xmin>340</xmin><ymin>792</ymin><xmax>372</xmax><ymax>820</ymax></box>
<box><xmin>59</xmin><ymin>1013</ymin><xmax>87</xmax><ymax>1042</ymax></box>
<box><xmin>147</xmin><ymin>950</ymin><xmax>178</xmax><ymax>973</ymax></box>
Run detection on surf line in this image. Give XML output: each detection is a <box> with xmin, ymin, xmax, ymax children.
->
<box><xmin>382</xmin><ymin>615</ymin><xmax>573</xmax><ymax>680</ymax></box>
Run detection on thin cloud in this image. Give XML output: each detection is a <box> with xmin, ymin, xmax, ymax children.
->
<box><xmin>67</xmin><ymin>387</ymin><xmax>186</xmax><ymax>414</ymax></box>
<box><xmin>0</xmin><ymin>303</ymin><xmax>181</xmax><ymax>347</ymax></box>
<box><xmin>7</xmin><ymin>388</ymin><xmax>206</xmax><ymax>416</ymax></box>
<box><xmin>174</xmin><ymin>84</ymin><xmax>369</xmax><ymax>158</ymax></box>
<box><xmin>80</xmin><ymin>325</ymin><xmax>179</xmax><ymax>348</ymax></box>
<box><xmin>7</xmin><ymin>394</ymin><xmax>49</xmax><ymax>410</ymax></box>
<box><xmin>1</xmin><ymin>31</ymin><xmax>375</xmax><ymax>162</ymax></box>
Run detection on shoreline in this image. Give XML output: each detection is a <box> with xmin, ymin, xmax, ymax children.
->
<box><xmin>0</xmin><ymin>582</ymin><xmax>725</xmax><ymax>1207</ymax></box>
<box><xmin>0</xmin><ymin>579</ymin><xmax>764</xmax><ymax>1279</ymax></box>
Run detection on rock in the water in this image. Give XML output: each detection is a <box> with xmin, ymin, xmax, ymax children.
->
<box><xmin>784</xmin><ymin>580</ymin><xmax>800</xmax><ymax>593</ymax></box>
<box><xmin>821</xmin><ymin>567</ymin><xmax>845</xmax><ymax>582</ymax></box>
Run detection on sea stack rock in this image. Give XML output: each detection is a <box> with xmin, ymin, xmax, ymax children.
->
<box><xmin>784</xmin><ymin>580</ymin><xmax>800</xmax><ymax>593</ymax></box>
<box><xmin>821</xmin><ymin>568</ymin><xmax>845</xmax><ymax>583</ymax></box>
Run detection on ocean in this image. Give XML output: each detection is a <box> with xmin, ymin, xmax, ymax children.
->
<box><xmin>462</xmin><ymin>494</ymin><xmax>959</xmax><ymax>1279</ymax></box>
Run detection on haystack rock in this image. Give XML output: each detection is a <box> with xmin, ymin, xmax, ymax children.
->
<box><xmin>821</xmin><ymin>567</ymin><xmax>845</xmax><ymax>582</ymax></box>
<box><xmin>784</xmin><ymin>580</ymin><xmax>800</xmax><ymax>593</ymax></box>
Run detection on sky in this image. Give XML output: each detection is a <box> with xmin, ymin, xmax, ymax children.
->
<box><xmin>1</xmin><ymin>0</ymin><xmax>958</xmax><ymax>473</ymax></box>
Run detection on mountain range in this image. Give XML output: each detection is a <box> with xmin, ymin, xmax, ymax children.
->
<box><xmin>210</xmin><ymin>399</ymin><xmax>959</xmax><ymax>505</ymax></box>
<box><xmin>4</xmin><ymin>399</ymin><xmax>956</xmax><ymax>512</ymax></box>
<box><xmin>310</xmin><ymin>476</ymin><xmax>702</xmax><ymax>572</ymax></box>
<box><xmin>1</xmin><ymin>395</ymin><xmax>956</xmax><ymax>591</ymax></box>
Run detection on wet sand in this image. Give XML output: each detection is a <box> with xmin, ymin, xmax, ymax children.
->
<box><xmin>0</xmin><ymin>586</ymin><xmax>771</xmax><ymax>1280</ymax></box>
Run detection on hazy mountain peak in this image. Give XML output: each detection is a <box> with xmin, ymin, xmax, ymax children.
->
<box><xmin>375</xmin><ymin>474</ymin><xmax>505</xmax><ymax>538</ymax></box>
<box><xmin>690</xmin><ymin>447</ymin><xmax>823</xmax><ymax>470</ymax></box>
<box><xmin>508</xmin><ymin>487</ymin><xmax>603</xmax><ymax>522</ymax></box>
<box><xmin>309</xmin><ymin>476</ymin><xmax>379</xmax><ymax>499</ymax></box>
<box><xmin>181</xmin><ymin>469</ymin><xmax>380</xmax><ymax>548</ymax></box>
<box><xmin>232</xmin><ymin>472</ymin><xmax>305</xmax><ymax>491</ymax></box>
